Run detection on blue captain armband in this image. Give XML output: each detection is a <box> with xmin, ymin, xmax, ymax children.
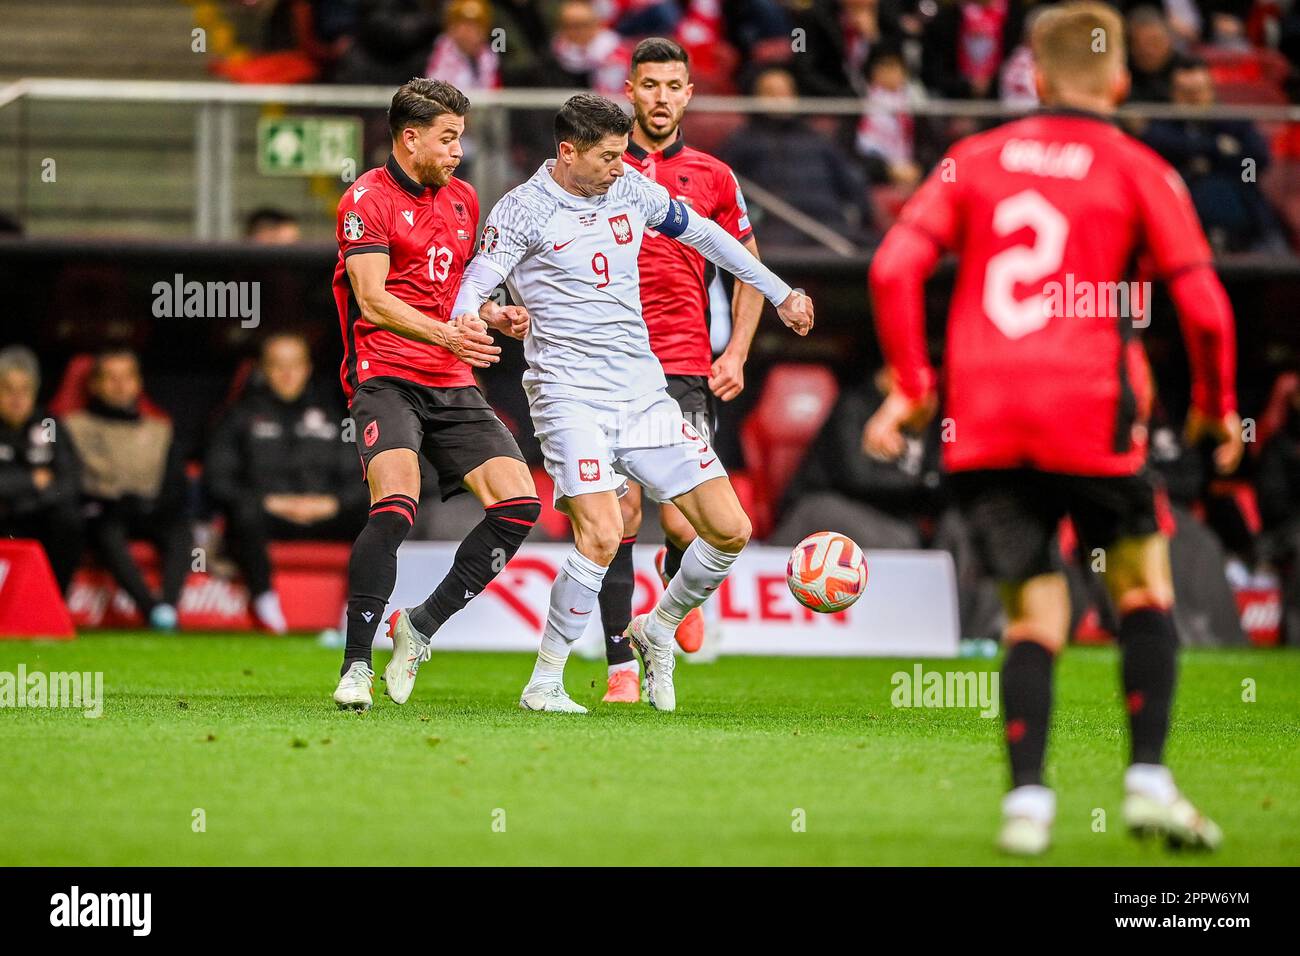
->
<box><xmin>657</xmin><ymin>198</ymin><xmax>690</xmax><ymax>238</ymax></box>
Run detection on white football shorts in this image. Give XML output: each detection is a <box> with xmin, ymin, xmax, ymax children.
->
<box><xmin>527</xmin><ymin>386</ymin><xmax>729</xmax><ymax>505</ymax></box>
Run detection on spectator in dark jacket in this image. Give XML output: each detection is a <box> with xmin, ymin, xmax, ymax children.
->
<box><xmin>63</xmin><ymin>349</ymin><xmax>191</xmax><ymax>631</ymax></box>
<box><xmin>787</xmin><ymin>0</ymin><xmax>904</xmax><ymax>98</ymax></box>
<box><xmin>0</xmin><ymin>346</ymin><xmax>82</xmax><ymax>593</ymax></box>
<box><xmin>1126</xmin><ymin>5</ymin><xmax>1183</xmax><ymax>102</ymax></box>
<box><xmin>331</xmin><ymin>0</ymin><xmax>441</xmax><ymax>86</ymax></box>
<box><xmin>515</xmin><ymin>0</ymin><xmax>627</xmax><ymax>95</ymax></box>
<box><xmin>722</xmin><ymin>66</ymin><xmax>875</xmax><ymax>247</ymax></box>
<box><xmin>1142</xmin><ymin>58</ymin><xmax>1289</xmax><ymax>253</ymax></box>
<box><xmin>205</xmin><ymin>334</ymin><xmax>366</xmax><ymax>633</ymax></box>
<box><xmin>920</xmin><ymin>0</ymin><xmax>1028</xmax><ymax>100</ymax></box>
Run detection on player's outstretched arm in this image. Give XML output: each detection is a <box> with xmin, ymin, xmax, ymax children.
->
<box><xmin>658</xmin><ymin>204</ymin><xmax>812</xmax><ymax>336</ymax></box>
<box><xmin>346</xmin><ymin>252</ymin><xmax>500</xmax><ymax>368</ymax></box>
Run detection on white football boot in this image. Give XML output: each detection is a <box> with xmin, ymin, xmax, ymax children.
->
<box><xmin>1123</xmin><ymin>764</ymin><xmax>1222</xmax><ymax>851</ymax></box>
<box><xmin>996</xmin><ymin>785</ymin><xmax>1055</xmax><ymax>856</ymax></box>
<box><xmin>519</xmin><ymin>682</ymin><xmax>588</xmax><ymax>713</ymax></box>
<box><xmin>382</xmin><ymin>609</ymin><xmax>432</xmax><ymax>705</ymax></box>
<box><xmin>333</xmin><ymin>661</ymin><xmax>374</xmax><ymax>712</ymax></box>
<box><xmin>625</xmin><ymin>614</ymin><xmax>676</xmax><ymax>712</ymax></box>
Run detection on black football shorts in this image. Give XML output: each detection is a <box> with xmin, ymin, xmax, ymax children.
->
<box><xmin>665</xmin><ymin>374</ymin><xmax>716</xmax><ymax>444</ymax></box>
<box><xmin>950</xmin><ymin>468</ymin><xmax>1161</xmax><ymax>583</ymax></box>
<box><xmin>350</xmin><ymin>377</ymin><xmax>525</xmax><ymax>500</ymax></box>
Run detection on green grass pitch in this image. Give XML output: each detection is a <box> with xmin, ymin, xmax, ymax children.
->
<box><xmin>0</xmin><ymin>635</ymin><xmax>1296</xmax><ymax>866</ymax></box>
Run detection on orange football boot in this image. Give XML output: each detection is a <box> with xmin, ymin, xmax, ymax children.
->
<box><xmin>601</xmin><ymin>668</ymin><xmax>641</xmax><ymax>703</ymax></box>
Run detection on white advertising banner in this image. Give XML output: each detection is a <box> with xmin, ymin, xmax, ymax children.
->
<box><xmin>383</xmin><ymin>543</ymin><xmax>959</xmax><ymax>658</ymax></box>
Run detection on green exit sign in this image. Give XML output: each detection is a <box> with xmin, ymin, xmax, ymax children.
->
<box><xmin>257</xmin><ymin>116</ymin><xmax>362</xmax><ymax>177</ymax></box>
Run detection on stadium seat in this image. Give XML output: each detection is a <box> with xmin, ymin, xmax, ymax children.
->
<box><xmin>1197</xmin><ymin>46</ymin><xmax>1290</xmax><ymax>94</ymax></box>
<box><xmin>870</xmin><ymin>184</ymin><xmax>912</xmax><ymax>230</ymax></box>
<box><xmin>685</xmin><ymin>111</ymin><xmax>747</xmax><ymax>158</ymax></box>
<box><xmin>739</xmin><ymin>364</ymin><xmax>839</xmax><ymax>539</ymax></box>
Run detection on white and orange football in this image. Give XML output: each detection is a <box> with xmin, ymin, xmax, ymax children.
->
<box><xmin>786</xmin><ymin>531</ymin><xmax>868</xmax><ymax>613</ymax></box>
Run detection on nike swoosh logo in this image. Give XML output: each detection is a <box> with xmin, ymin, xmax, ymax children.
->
<box><xmin>553</xmin><ymin>238</ymin><xmax>576</xmax><ymax>250</ymax></box>
<box><xmin>569</xmin><ymin>608</ymin><xmax>591</xmax><ymax>615</ymax></box>
<box><xmin>699</xmin><ymin>457</ymin><xmax>717</xmax><ymax>469</ymax></box>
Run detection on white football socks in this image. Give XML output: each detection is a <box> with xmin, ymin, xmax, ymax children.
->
<box><xmin>1125</xmin><ymin>763</ymin><xmax>1178</xmax><ymax>804</ymax></box>
<box><xmin>528</xmin><ymin>549</ymin><xmax>608</xmax><ymax>687</ymax></box>
<box><xmin>1003</xmin><ymin>785</ymin><xmax>1056</xmax><ymax>824</ymax></box>
<box><xmin>646</xmin><ymin>537</ymin><xmax>739</xmax><ymax>645</ymax></box>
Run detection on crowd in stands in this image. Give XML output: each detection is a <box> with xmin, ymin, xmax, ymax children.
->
<box><xmin>220</xmin><ymin>0</ymin><xmax>1300</xmax><ymax>253</ymax></box>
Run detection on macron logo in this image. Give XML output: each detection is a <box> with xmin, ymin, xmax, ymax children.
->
<box><xmin>50</xmin><ymin>886</ymin><xmax>151</xmax><ymax>936</ymax></box>
<box><xmin>361</xmin><ymin>611</ymin><xmax>374</xmax><ymax>623</ymax></box>
<box><xmin>464</xmin><ymin>590</ymin><xmax>475</xmax><ymax>600</ymax></box>
<box><xmin>401</xmin><ymin>210</ymin><xmax>414</xmax><ymax>227</ymax></box>
<box><xmin>352</xmin><ymin>186</ymin><xmax>368</xmax><ymax>202</ymax></box>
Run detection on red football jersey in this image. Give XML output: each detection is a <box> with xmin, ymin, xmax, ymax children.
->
<box><xmin>333</xmin><ymin>155</ymin><xmax>479</xmax><ymax>401</ymax></box>
<box><xmin>624</xmin><ymin>135</ymin><xmax>753</xmax><ymax>376</ymax></box>
<box><xmin>872</xmin><ymin>110</ymin><xmax>1236</xmax><ymax>476</ymax></box>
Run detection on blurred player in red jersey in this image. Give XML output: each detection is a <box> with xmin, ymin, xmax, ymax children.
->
<box><xmin>594</xmin><ymin>37</ymin><xmax>768</xmax><ymax>702</ymax></box>
<box><xmin>331</xmin><ymin>79</ymin><xmax>540</xmax><ymax>712</ymax></box>
<box><xmin>866</xmin><ymin>3</ymin><xmax>1242</xmax><ymax>854</ymax></box>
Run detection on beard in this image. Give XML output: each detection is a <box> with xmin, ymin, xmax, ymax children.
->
<box><xmin>635</xmin><ymin>104</ymin><xmax>681</xmax><ymax>145</ymax></box>
<box><xmin>414</xmin><ymin>155</ymin><xmax>455</xmax><ymax>187</ymax></box>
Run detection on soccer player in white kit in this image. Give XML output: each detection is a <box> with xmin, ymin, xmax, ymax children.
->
<box><xmin>452</xmin><ymin>93</ymin><xmax>813</xmax><ymax>712</ymax></box>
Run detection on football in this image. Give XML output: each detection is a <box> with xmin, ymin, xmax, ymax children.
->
<box><xmin>786</xmin><ymin>531</ymin><xmax>868</xmax><ymax>613</ymax></box>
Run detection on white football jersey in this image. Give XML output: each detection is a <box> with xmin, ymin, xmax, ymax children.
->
<box><xmin>474</xmin><ymin>161</ymin><xmax>680</xmax><ymax>401</ymax></box>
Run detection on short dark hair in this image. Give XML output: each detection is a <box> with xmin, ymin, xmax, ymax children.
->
<box><xmin>864</xmin><ymin>42</ymin><xmax>906</xmax><ymax>78</ymax></box>
<box><xmin>93</xmin><ymin>346</ymin><xmax>138</xmax><ymax>374</ymax></box>
<box><xmin>244</xmin><ymin>206</ymin><xmax>297</xmax><ymax>237</ymax></box>
<box><xmin>388</xmin><ymin>78</ymin><xmax>470</xmax><ymax>139</ymax></box>
<box><xmin>630</xmin><ymin>37</ymin><xmax>689</xmax><ymax>75</ymax></box>
<box><xmin>554</xmin><ymin>93</ymin><xmax>633</xmax><ymax>152</ymax></box>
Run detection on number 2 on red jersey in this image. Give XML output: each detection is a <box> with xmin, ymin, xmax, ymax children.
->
<box><xmin>982</xmin><ymin>189</ymin><xmax>1069</xmax><ymax>340</ymax></box>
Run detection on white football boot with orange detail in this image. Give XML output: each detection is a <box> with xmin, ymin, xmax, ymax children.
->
<box><xmin>382</xmin><ymin>609</ymin><xmax>432</xmax><ymax>705</ymax></box>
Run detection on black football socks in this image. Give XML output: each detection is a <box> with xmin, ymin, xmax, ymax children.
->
<box><xmin>664</xmin><ymin>540</ymin><xmax>685</xmax><ymax>581</ymax></box>
<box><xmin>343</xmin><ymin>494</ymin><xmax>416</xmax><ymax>675</ymax></box>
<box><xmin>408</xmin><ymin>496</ymin><xmax>541</xmax><ymax>637</ymax></box>
<box><xmin>1118</xmin><ymin>607</ymin><xmax>1178</xmax><ymax>766</ymax></box>
<box><xmin>1002</xmin><ymin>640</ymin><xmax>1055</xmax><ymax>788</ymax></box>
<box><xmin>600</xmin><ymin>536</ymin><xmax>638</xmax><ymax>667</ymax></box>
